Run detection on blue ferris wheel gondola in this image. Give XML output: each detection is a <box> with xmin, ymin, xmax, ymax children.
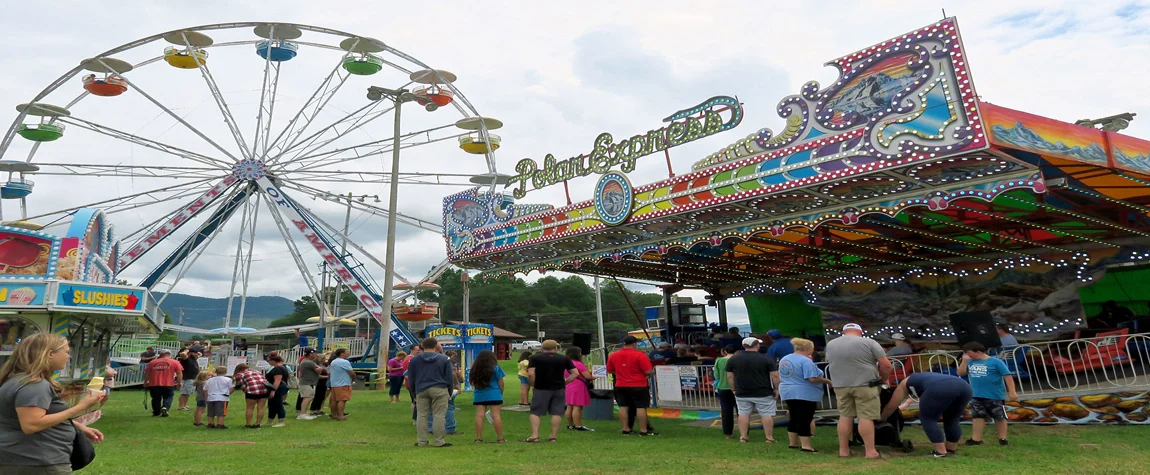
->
<box><xmin>256</xmin><ymin>40</ymin><xmax>298</xmax><ymax>62</ymax></box>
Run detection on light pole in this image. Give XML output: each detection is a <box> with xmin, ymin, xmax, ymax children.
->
<box><xmin>366</xmin><ymin>86</ymin><xmax>417</xmax><ymax>378</ymax></box>
<box><xmin>529</xmin><ymin>313</ymin><xmax>542</xmax><ymax>340</ymax></box>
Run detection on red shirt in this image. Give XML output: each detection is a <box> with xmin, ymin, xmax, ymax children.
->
<box><xmin>606</xmin><ymin>347</ymin><xmax>653</xmax><ymax>387</ymax></box>
<box><xmin>144</xmin><ymin>357</ymin><xmax>184</xmax><ymax>387</ymax></box>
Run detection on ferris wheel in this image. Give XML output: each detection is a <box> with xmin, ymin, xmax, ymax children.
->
<box><xmin>0</xmin><ymin>22</ymin><xmax>507</xmax><ymax>349</ymax></box>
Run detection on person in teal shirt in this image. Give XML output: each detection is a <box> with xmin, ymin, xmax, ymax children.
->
<box><xmin>958</xmin><ymin>341</ymin><xmax>1017</xmax><ymax>446</ymax></box>
<box><xmin>712</xmin><ymin>345</ymin><xmax>737</xmax><ymax>439</ymax></box>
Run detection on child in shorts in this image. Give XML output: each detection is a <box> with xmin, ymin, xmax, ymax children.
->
<box><xmin>192</xmin><ymin>370</ymin><xmax>212</xmax><ymax>426</ymax></box>
<box><xmin>205</xmin><ymin>366</ymin><xmax>233</xmax><ymax>429</ymax></box>
<box><xmin>958</xmin><ymin>341</ymin><xmax>1017</xmax><ymax>446</ymax></box>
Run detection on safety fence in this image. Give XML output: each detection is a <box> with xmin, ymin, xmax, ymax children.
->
<box><xmin>641</xmin><ymin>330</ymin><xmax>1150</xmax><ymax>412</ymax></box>
<box><xmin>108</xmin><ymin>339</ymin><xmax>183</xmax><ymax>363</ymax></box>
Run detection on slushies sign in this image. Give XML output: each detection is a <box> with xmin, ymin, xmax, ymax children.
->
<box><xmin>507</xmin><ymin>96</ymin><xmax>743</xmax><ymax>198</ymax></box>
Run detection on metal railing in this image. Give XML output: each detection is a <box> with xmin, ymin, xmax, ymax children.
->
<box><xmin>649</xmin><ymin>330</ymin><xmax>1150</xmax><ymax>411</ymax></box>
<box><xmin>114</xmin><ymin>363</ymin><xmax>146</xmax><ymax>388</ymax></box>
<box><xmin>109</xmin><ymin>339</ymin><xmax>183</xmax><ymax>363</ymax></box>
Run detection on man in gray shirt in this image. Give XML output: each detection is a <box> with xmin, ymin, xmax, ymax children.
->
<box><xmin>408</xmin><ymin>338</ymin><xmax>454</xmax><ymax>448</ymax></box>
<box><xmin>825</xmin><ymin>323</ymin><xmax>892</xmax><ymax>459</ymax></box>
<box><xmin>296</xmin><ymin>349</ymin><xmax>321</xmax><ymax>420</ymax></box>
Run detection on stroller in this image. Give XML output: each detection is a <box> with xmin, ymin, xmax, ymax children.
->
<box><xmin>850</xmin><ymin>385</ymin><xmax>914</xmax><ymax>453</ymax></box>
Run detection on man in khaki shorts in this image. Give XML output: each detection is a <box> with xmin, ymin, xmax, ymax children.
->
<box><xmin>826</xmin><ymin>323</ymin><xmax>892</xmax><ymax>459</ymax></box>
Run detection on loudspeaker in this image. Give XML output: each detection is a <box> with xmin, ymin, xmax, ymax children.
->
<box><xmin>572</xmin><ymin>332</ymin><xmax>592</xmax><ymax>356</ymax></box>
<box><xmin>949</xmin><ymin>311</ymin><xmax>1002</xmax><ymax>348</ymax></box>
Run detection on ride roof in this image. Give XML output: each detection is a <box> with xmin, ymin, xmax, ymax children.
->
<box><xmin>441</xmin><ymin>17</ymin><xmax>1150</xmax><ymax>297</ymax></box>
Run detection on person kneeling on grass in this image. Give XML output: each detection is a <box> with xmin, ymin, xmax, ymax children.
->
<box><xmin>958</xmin><ymin>341</ymin><xmax>1017</xmax><ymax>446</ymax></box>
<box><xmin>205</xmin><ymin>366</ymin><xmax>233</xmax><ymax>429</ymax></box>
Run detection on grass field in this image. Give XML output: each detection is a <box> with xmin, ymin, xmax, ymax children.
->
<box><xmin>87</xmin><ymin>359</ymin><xmax>1150</xmax><ymax>474</ymax></box>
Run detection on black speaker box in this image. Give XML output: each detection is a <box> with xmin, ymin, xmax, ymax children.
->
<box><xmin>949</xmin><ymin>311</ymin><xmax>1002</xmax><ymax>348</ymax></box>
<box><xmin>572</xmin><ymin>332</ymin><xmax>592</xmax><ymax>356</ymax></box>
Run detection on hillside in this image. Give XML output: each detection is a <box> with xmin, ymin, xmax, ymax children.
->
<box><xmin>155</xmin><ymin>293</ymin><xmax>294</xmax><ymax>330</ymax></box>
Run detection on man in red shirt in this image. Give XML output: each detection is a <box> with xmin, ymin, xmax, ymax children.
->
<box><xmin>606</xmin><ymin>336</ymin><xmax>655</xmax><ymax>436</ymax></box>
<box><xmin>144</xmin><ymin>348</ymin><xmax>184</xmax><ymax>417</ymax></box>
<box><xmin>402</xmin><ymin>344</ymin><xmax>422</xmax><ymax>425</ymax></box>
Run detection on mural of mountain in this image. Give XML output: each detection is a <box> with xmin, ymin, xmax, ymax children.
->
<box><xmin>828</xmin><ymin>72</ymin><xmax>918</xmax><ymax>118</ymax></box>
<box><xmin>154</xmin><ymin>293</ymin><xmax>294</xmax><ymax>330</ymax></box>
<box><xmin>1114</xmin><ymin>147</ymin><xmax>1150</xmax><ymax>171</ymax></box>
<box><xmin>992</xmin><ymin>121</ymin><xmax>1108</xmax><ymax>164</ymax></box>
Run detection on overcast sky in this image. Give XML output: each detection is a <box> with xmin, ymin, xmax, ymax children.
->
<box><xmin>0</xmin><ymin>1</ymin><xmax>1146</xmax><ymax>328</ymax></box>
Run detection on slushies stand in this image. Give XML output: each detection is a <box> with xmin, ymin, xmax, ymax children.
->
<box><xmin>0</xmin><ymin>208</ymin><xmax>164</xmax><ymax>425</ymax></box>
<box><xmin>425</xmin><ymin>323</ymin><xmax>494</xmax><ymax>391</ymax></box>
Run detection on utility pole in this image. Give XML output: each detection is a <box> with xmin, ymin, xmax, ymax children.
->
<box><xmin>594</xmin><ymin>276</ymin><xmax>605</xmax><ymax>364</ymax></box>
<box><xmin>374</xmin><ymin>87</ymin><xmax>414</xmax><ymax>379</ymax></box>
<box><xmin>530</xmin><ymin>313</ymin><xmax>542</xmax><ymax>340</ymax></box>
<box><xmin>461</xmin><ymin>271</ymin><xmax>470</xmax><ymax>324</ymax></box>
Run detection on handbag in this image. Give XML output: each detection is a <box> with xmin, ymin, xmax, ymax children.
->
<box><xmin>70</xmin><ymin>420</ymin><xmax>96</xmax><ymax>470</ymax></box>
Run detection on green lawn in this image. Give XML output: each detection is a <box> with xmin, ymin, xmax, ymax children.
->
<box><xmin>87</xmin><ymin>359</ymin><xmax>1150</xmax><ymax>474</ymax></box>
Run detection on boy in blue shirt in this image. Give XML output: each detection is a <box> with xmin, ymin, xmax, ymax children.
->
<box><xmin>958</xmin><ymin>341</ymin><xmax>1017</xmax><ymax>446</ymax></box>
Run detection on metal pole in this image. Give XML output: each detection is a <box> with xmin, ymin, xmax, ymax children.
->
<box><xmin>333</xmin><ymin>192</ymin><xmax>352</xmax><ymax>336</ymax></box>
<box><xmin>461</xmin><ymin>271</ymin><xmax>470</xmax><ymax>324</ymax></box>
<box><xmin>594</xmin><ymin>276</ymin><xmax>605</xmax><ymax>365</ymax></box>
<box><xmin>376</xmin><ymin>95</ymin><xmax>403</xmax><ymax>378</ymax></box>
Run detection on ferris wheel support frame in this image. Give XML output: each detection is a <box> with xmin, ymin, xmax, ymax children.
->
<box><xmin>119</xmin><ymin>174</ymin><xmax>240</xmax><ymax>270</ymax></box>
<box><xmin>138</xmin><ymin>184</ymin><xmax>251</xmax><ymax>289</ymax></box>
<box><xmin>257</xmin><ymin>176</ymin><xmax>417</xmax><ymax>349</ymax></box>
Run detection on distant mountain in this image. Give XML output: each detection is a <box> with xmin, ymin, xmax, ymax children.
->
<box><xmin>992</xmin><ymin>121</ymin><xmax>1108</xmax><ymax>164</ymax></box>
<box><xmin>154</xmin><ymin>293</ymin><xmax>294</xmax><ymax>331</ymax></box>
<box><xmin>1114</xmin><ymin>147</ymin><xmax>1150</xmax><ymax>171</ymax></box>
<box><xmin>829</xmin><ymin>72</ymin><xmax>917</xmax><ymax>118</ymax></box>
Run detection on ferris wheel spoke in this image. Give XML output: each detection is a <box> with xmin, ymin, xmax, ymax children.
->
<box><xmin>117</xmin><ymin>185</ymin><xmax>226</xmax><ymax>244</ymax></box>
<box><xmin>285</xmin><ymin>169</ymin><xmax>476</xmax><ymax>186</ymax></box>
<box><xmin>24</xmin><ymin>177</ymin><xmax>214</xmax><ymax>225</ymax></box>
<box><xmin>250</xmin><ymin>56</ymin><xmax>282</xmax><ymax>160</ymax></box>
<box><xmin>172</xmin><ymin>34</ymin><xmax>252</xmax><ymax>162</ymax></box>
<box><xmin>31</xmin><ymin>163</ymin><xmax>225</xmax><ymax>180</ymax></box>
<box><xmin>278</xmin><ymin>179</ymin><xmax>443</xmax><ymax>233</ymax></box>
<box><xmin>102</xmin><ymin>70</ymin><xmax>242</xmax><ymax>164</ymax></box>
<box><xmin>264</xmin><ymin>54</ymin><xmax>352</xmax><ymax>162</ymax></box>
<box><xmin>53</xmin><ymin>116</ymin><xmax>228</xmax><ymax>168</ymax></box>
<box><xmin>119</xmin><ymin>174</ymin><xmax>241</xmax><ymax>270</ymax></box>
<box><xmin>138</xmin><ymin>185</ymin><xmax>251</xmax><ymax>288</ymax></box>
<box><xmin>279</xmin><ymin>123</ymin><xmax>461</xmax><ymax>172</ymax></box>
<box><xmin>267</xmin><ymin>100</ymin><xmax>394</xmax><ymax>166</ymax></box>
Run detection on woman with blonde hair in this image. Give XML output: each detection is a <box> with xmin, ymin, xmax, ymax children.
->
<box><xmin>0</xmin><ymin>333</ymin><xmax>106</xmax><ymax>473</ymax></box>
<box><xmin>777</xmin><ymin>337</ymin><xmax>830</xmax><ymax>452</ymax></box>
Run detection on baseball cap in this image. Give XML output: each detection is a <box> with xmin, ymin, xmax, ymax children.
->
<box><xmin>657</xmin><ymin>342</ymin><xmax>671</xmax><ymax>349</ymax></box>
<box><xmin>158</xmin><ymin>348</ymin><xmax>172</xmax><ymax>355</ymax></box>
<box><xmin>843</xmin><ymin>323</ymin><xmax>863</xmax><ymax>332</ymax></box>
<box><xmin>303</xmin><ymin>347</ymin><xmax>316</xmax><ymax>355</ymax></box>
<box><xmin>622</xmin><ymin>335</ymin><xmax>638</xmax><ymax>345</ymax></box>
<box><xmin>741</xmin><ymin>337</ymin><xmax>763</xmax><ymax>347</ymax></box>
<box><xmin>891</xmin><ymin>333</ymin><xmax>906</xmax><ymax>341</ymax></box>
<box><xmin>766</xmin><ymin>329</ymin><xmax>782</xmax><ymax>338</ymax></box>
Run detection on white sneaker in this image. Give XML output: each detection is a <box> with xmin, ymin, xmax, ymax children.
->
<box><xmin>272</xmin><ymin>421</ymin><xmax>286</xmax><ymax>427</ymax></box>
<box><xmin>296</xmin><ymin>414</ymin><xmax>317</xmax><ymax>420</ymax></box>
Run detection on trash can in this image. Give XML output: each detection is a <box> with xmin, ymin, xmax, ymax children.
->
<box><xmin>586</xmin><ymin>389</ymin><xmax>615</xmax><ymax>421</ymax></box>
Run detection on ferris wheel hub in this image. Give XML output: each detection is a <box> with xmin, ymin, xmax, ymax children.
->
<box><xmin>231</xmin><ymin>158</ymin><xmax>268</xmax><ymax>181</ymax></box>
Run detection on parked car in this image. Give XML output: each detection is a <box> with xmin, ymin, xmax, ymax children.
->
<box><xmin>512</xmin><ymin>340</ymin><xmax>542</xmax><ymax>351</ymax></box>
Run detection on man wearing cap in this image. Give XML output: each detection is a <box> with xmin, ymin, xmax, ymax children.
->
<box><xmin>765</xmin><ymin>330</ymin><xmax>794</xmax><ymax>362</ymax></box>
<box><xmin>726</xmin><ymin>336</ymin><xmax>781</xmax><ymax>443</ymax></box>
<box><xmin>607</xmin><ymin>335</ymin><xmax>656</xmax><ymax>436</ymax></box>
<box><xmin>886</xmin><ymin>333</ymin><xmax>913</xmax><ymax>357</ymax></box>
<box><xmin>144</xmin><ymin>348</ymin><xmax>183</xmax><ymax>417</ymax></box>
<box><xmin>296</xmin><ymin>349</ymin><xmax>321</xmax><ymax>420</ymax></box>
<box><xmin>525</xmin><ymin>340</ymin><xmax>579</xmax><ymax>442</ymax></box>
<box><xmin>647</xmin><ymin>342</ymin><xmax>675</xmax><ymax>363</ymax></box>
<box><xmin>825</xmin><ymin>323</ymin><xmax>892</xmax><ymax>459</ymax></box>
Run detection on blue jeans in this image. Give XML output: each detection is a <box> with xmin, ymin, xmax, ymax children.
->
<box><xmin>427</xmin><ymin>395</ymin><xmax>457</xmax><ymax>433</ymax></box>
<box><xmin>268</xmin><ymin>385</ymin><xmax>289</xmax><ymax>421</ymax></box>
<box><xmin>149</xmin><ymin>386</ymin><xmax>174</xmax><ymax>415</ymax></box>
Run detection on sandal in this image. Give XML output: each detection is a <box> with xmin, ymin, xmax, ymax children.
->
<box><xmin>474</xmin><ymin>439</ymin><xmax>484</xmax><ymax>443</ymax></box>
<box><xmin>548</xmin><ymin>437</ymin><xmax>557</xmax><ymax>442</ymax></box>
<box><xmin>789</xmin><ymin>445</ymin><xmax>801</xmax><ymax>449</ymax></box>
<box><xmin>739</xmin><ymin>437</ymin><xmax>749</xmax><ymax>443</ymax></box>
<box><xmin>801</xmin><ymin>448</ymin><xmax>819</xmax><ymax>453</ymax></box>
<box><xmin>765</xmin><ymin>439</ymin><xmax>777</xmax><ymax>444</ymax></box>
<box><xmin>520</xmin><ymin>437</ymin><xmax>540</xmax><ymax>443</ymax></box>
<box><xmin>495</xmin><ymin>439</ymin><xmax>506</xmax><ymax>444</ymax></box>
